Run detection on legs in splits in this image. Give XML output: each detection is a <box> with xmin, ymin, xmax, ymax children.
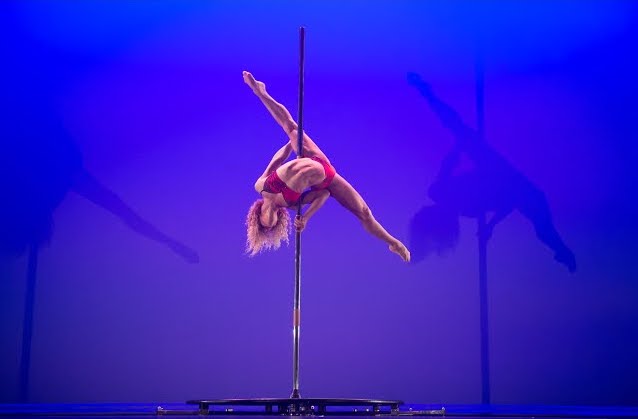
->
<box><xmin>244</xmin><ymin>71</ymin><xmax>409</xmax><ymax>261</ymax></box>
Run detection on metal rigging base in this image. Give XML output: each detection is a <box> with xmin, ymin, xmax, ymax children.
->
<box><xmin>156</xmin><ymin>398</ymin><xmax>446</xmax><ymax>416</ymax></box>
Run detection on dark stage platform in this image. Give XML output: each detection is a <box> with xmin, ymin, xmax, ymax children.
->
<box><xmin>1</xmin><ymin>403</ymin><xmax>638</xmax><ymax>418</ymax></box>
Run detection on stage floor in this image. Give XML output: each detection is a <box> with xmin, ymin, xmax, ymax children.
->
<box><xmin>1</xmin><ymin>403</ymin><xmax>638</xmax><ymax>419</ymax></box>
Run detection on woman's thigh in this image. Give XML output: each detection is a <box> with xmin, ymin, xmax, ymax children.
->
<box><xmin>327</xmin><ymin>174</ymin><xmax>365</xmax><ymax>216</ymax></box>
<box><xmin>288</xmin><ymin>130</ymin><xmax>331</xmax><ymax>164</ymax></box>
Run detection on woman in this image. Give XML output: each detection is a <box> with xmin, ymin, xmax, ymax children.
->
<box><xmin>243</xmin><ymin>71</ymin><xmax>410</xmax><ymax>262</ymax></box>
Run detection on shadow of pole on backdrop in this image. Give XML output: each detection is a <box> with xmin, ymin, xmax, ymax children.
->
<box><xmin>2</xmin><ymin>99</ymin><xmax>199</xmax><ymax>403</ymax></box>
<box><xmin>406</xmin><ymin>70</ymin><xmax>577</xmax><ymax>406</ymax></box>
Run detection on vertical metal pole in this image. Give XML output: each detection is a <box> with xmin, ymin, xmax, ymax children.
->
<box><xmin>291</xmin><ymin>26</ymin><xmax>305</xmax><ymax>400</ymax></box>
<box><xmin>19</xmin><ymin>242</ymin><xmax>38</xmax><ymax>402</ymax></box>
<box><xmin>475</xmin><ymin>51</ymin><xmax>491</xmax><ymax>406</ymax></box>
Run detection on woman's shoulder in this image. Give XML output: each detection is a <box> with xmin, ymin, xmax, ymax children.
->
<box><xmin>254</xmin><ymin>176</ymin><xmax>267</xmax><ymax>193</ymax></box>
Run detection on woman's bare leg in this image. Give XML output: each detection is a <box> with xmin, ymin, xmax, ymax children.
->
<box><xmin>243</xmin><ymin>71</ymin><xmax>330</xmax><ymax>162</ymax></box>
<box><xmin>243</xmin><ymin>71</ymin><xmax>296</xmax><ymax>132</ymax></box>
<box><xmin>328</xmin><ymin>174</ymin><xmax>410</xmax><ymax>262</ymax></box>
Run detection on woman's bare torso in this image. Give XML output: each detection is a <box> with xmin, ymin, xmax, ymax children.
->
<box><xmin>256</xmin><ymin>157</ymin><xmax>326</xmax><ymax>207</ymax></box>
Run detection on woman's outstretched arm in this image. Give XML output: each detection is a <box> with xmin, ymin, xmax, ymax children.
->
<box><xmin>254</xmin><ymin>143</ymin><xmax>293</xmax><ymax>192</ymax></box>
<box><xmin>259</xmin><ymin>143</ymin><xmax>293</xmax><ymax>177</ymax></box>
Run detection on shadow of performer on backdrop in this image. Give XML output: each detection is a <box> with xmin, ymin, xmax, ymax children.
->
<box><xmin>407</xmin><ymin>73</ymin><xmax>576</xmax><ymax>273</ymax></box>
<box><xmin>0</xmin><ymin>97</ymin><xmax>199</xmax><ymax>263</ymax></box>
<box><xmin>0</xmin><ymin>15</ymin><xmax>198</xmax><ymax>262</ymax></box>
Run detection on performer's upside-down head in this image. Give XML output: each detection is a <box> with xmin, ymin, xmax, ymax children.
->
<box><xmin>245</xmin><ymin>199</ymin><xmax>291</xmax><ymax>256</ymax></box>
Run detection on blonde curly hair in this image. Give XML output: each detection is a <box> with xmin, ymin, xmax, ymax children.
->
<box><xmin>245</xmin><ymin>199</ymin><xmax>291</xmax><ymax>256</ymax></box>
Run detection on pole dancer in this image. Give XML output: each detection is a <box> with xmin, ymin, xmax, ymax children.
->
<box><xmin>244</xmin><ymin>29</ymin><xmax>408</xmax><ymax>401</ymax></box>
<box><xmin>242</xmin><ymin>74</ymin><xmax>410</xmax><ymax>262</ymax></box>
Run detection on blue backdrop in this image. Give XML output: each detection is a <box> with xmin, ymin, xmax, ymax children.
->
<box><xmin>1</xmin><ymin>0</ymin><xmax>637</xmax><ymax>407</ymax></box>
